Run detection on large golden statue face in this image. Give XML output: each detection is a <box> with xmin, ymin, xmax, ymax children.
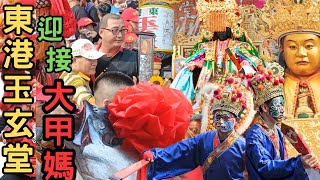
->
<box><xmin>283</xmin><ymin>33</ymin><xmax>320</xmax><ymax>78</ymax></box>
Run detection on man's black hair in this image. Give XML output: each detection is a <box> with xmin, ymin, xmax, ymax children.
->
<box><xmin>93</xmin><ymin>71</ymin><xmax>135</xmax><ymax>91</ymax></box>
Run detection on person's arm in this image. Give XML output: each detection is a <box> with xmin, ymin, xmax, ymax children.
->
<box><xmin>245</xmin><ymin>128</ymin><xmax>307</xmax><ymax>179</ymax></box>
<box><xmin>144</xmin><ymin>133</ymin><xmax>207</xmax><ymax>179</ymax></box>
<box><xmin>70</xmin><ymin>78</ymin><xmax>95</xmax><ymax>106</ymax></box>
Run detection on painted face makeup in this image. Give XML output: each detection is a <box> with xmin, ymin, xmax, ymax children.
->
<box><xmin>213</xmin><ymin>110</ymin><xmax>236</xmax><ymax>133</ymax></box>
<box><xmin>269</xmin><ymin>96</ymin><xmax>285</xmax><ymax>122</ymax></box>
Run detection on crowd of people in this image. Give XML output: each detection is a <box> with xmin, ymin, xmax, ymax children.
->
<box><xmin>66</xmin><ymin>0</ymin><xmax>139</xmax><ymax>50</ymax></box>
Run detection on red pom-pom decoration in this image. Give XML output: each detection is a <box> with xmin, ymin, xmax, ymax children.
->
<box><xmin>274</xmin><ymin>80</ymin><xmax>279</xmax><ymax>85</ymax></box>
<box><xmin>231</xmin><ymin>96</ymin><xmax>237</xmax><ymax>102</ymax></box>
<box><xmin>108</xmin><ymin>83</ymin><xmax>192</xmax><ymax>154</ymax></box>
<box><xmin>227</xmin><ymin>77</ymin><xmax>234</xmax><ymax>84</ymax></box>
<box><xmin>237</xmin><ymin>92</ymin><xmax>242</xmax><ymax>97</ymax></box>
<box><xmin>266</xmin><ymin>75</ymin><xmax>272</xmax><ymax>80</ymax></box>
<box><xmin>232</xmin><ymin>89</ymin><xmax>237</xmax><ymax>94</ymax></box>
<box><xmin>247</xmin><ymin>73</ymin><xmax>253</xmax><ymax>78</ymax></box>
<box><xmin>240</xmin><ymin>98</ymin><xmax>246</xmax><ymax>103</ymax></box>
<box><xmin>258</xmin><ymin>65</ymin><xmax>265</xmax><ymax>73</ymax></box>
<box><xmin>279</xmin><ymin>77</ymin><xmax>284</xmax><ymax>83</ymax></box>
<box><xmin>258</xmin><ymin>84</ymin><xmax>264</xmax><ymax>90</ymax></box>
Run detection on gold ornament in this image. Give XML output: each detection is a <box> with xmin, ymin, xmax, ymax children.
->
<box><xmin>203</xmin><ymin>30</ymin><xmax>214</xmax><ymax>40</ymax></box>
<box><xmin>196</xmin><ymin>0</ymin><xmax>244</xmax><ymax>40</ymax></box>
<box><xmin>264</xmin><ymin>0</ymin><xmax>320</xmax><ymax>42</ymax></box>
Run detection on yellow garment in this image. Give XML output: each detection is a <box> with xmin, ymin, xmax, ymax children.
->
<box><xmin>60</xmin><ymin>71</ymin><xmax>95</xmax><ymax>106</ymax></box>
<box><xmin>284</xmin><ymin>73</ymin><xmax>320</xmax><ymax>119</ymax></box>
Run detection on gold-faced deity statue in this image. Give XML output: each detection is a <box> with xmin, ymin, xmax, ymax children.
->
<box><xmin>267</xmin><ymin>0</ymin><xmax>320</xmax><ymax>119</ymax></box>
<box><xmin>261</xmin><ymin>0</ymin><xmax>320</xmax><ymax>163</ymax></box>
<box><xmin>282</xmin><ymin>33</ymin><xmax>320</xmax><ymax>79</ymax></box>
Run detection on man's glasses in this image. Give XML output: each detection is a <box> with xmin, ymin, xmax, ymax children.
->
<box><xmin>101</xmin><ymin>28</ymin><xmax>128</xmax><ymax>35</ymax></box>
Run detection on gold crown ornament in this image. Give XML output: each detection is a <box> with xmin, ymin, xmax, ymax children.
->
<box><xmin>266</xmin><ymin>0</ymin><xmax>320</xmax><ymax>42</ymax></box>
<box><xmin>250</xmin><ymin>64</ymin><xmax>285</xmax><ymax>108</ymax></box>
<box><xmin>196</xmin><ymin>0</ymin><xmax>244</xmax><ymax>40</ymax></box>
<box><xmin>205</xmin><ymin>75</ymin><xmax>256</xmax><ymax>134</ymax></box>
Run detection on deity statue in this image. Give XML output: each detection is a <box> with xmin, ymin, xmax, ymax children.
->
<box><xmin>262</xmin><ymin>0</ymin><xmax>320</xmax><ymax>119</ymax></box>
<box><xmin>170</xmin><ymin>0</ymin><xmax>265</xmax><ymax>126</ymax></box>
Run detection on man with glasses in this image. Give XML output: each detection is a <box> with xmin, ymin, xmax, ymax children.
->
<box><xmin>96</xmin><ymin>13</ymin><xmax>139</xmax><ymax>81</ymax></box>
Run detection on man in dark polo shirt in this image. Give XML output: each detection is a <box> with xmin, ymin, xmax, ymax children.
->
<box><xmin>95</xmin><ymin>13</ymin><xmax>138</xmax><ymax>80</ymax></box>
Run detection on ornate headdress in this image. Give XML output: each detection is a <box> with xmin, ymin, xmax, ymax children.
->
<box><xmin>266</xmin><ymin>0</ymin><xmax>320</xmax><ymax>42</ymax></box>
<box><xmin>196</xmin><ymin>0</ymin><xmax>244</xmax><ymax>39</ymax></box>
<box><xmin>203</xmin><ymin>75</ymin><xmax>256</xmax><ymax>135</ymax></box>
<box><xmin>250</xmin><ymin>63</ymin><xmax>285</xmax><ymax>107</ymax></box>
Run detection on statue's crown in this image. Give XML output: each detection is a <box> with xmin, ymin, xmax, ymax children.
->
<box><xmin>196</xmin><ymin>0</ymin><xmax>244</xmax><ymax>39</ymax></box>
<box><xmin>268</xmin><ymin>0</ymin><xmax>320</xmax><ymax>41</ymax></box>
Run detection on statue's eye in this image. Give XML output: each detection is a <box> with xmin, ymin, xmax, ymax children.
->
<box><xmin>305</xmin><ymin>44</ymin><xmax>314</xmax><ymax>50</ymax></box>
<box><xmin>289</xmin><ymin>45</ymin><xmax>297</xmax><ymax>50</ymax></box>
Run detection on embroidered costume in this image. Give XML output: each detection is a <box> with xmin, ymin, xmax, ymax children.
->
<box><xmin>146</xmin><ymin>75</ymin><xmax>256</xmax><ymax>180</ymax></box>
<box><xmin>245</xmin><ymin>65</ymin><xmax>309</xmax><ymax>179</ymax></box>
<box><xmin>170</xmin><ymin>0</ymin><xmax>263</xmax><ymax>102</ymax></box>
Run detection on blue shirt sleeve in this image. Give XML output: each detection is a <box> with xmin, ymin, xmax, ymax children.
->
<box><xmin>245</xmin><ymin>127</ymin><xmax>308</xmax><ymax>179</ymax></box>
<box><xmin>147</xmin><ymin>132</ymin><xmax>209</xmax><ymax>179</ymax></box>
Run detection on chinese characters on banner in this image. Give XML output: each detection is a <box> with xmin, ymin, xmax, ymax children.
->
<box><xmin>139</xmin><ymin>4</ymin><xmax>174</xmax><ymax>52</ymax></box>
<box><xmin>1</xmin><ymin>2</ymin><xmax>36</xmax><ymax>178</ymax></box>
<box><xmin>36</xmin><ymin>8</ymin><xmax>76</xmax><ymax>180</ymax></box>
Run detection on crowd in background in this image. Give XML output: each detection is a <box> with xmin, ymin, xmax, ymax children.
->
<box><xmin>66</xmin><ymin>0</ymin><xmax>139</xmax><ymax>49</ymax></box>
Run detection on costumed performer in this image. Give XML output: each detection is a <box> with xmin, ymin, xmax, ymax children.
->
<box><xmin>245</xmin><ymin>64</ymin><xmax>319</xmax><ymax>179</ymax></box>
<box><xmin>142</xmin><ymin>74</ymin><xmax>256</xmax><ymax>179</ymax></box>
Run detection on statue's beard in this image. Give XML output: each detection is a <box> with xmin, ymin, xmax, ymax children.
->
<box><xmin>212</xmin><ymin>27</ymin><xmax>232</xmax><ymax>41</ymax></box>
